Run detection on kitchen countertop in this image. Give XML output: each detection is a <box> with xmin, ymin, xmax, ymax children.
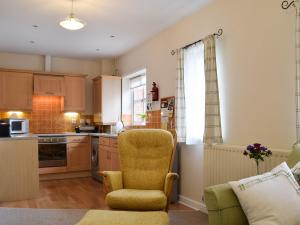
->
<box><xmin>36</xmin><ymin>132</ymin><xmax>118</xmax><ymax>138</ymax></box>
<box><xmin>0</xmin><ymin>134</ymin><xmax>38</xmax><ymax>141</ymax></box>
<box><xmin>0</xmin><ymin>132</ymin><xmax>118</xmax><ymax>141</ymax></box>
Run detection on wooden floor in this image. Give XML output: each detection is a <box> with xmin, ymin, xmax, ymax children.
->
<box><xmin>0</xmin><ymin>177</ymin><xmax>192</xmax><ymax>211</ymax></box>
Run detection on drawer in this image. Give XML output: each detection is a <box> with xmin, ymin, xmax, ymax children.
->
<box><xmin>101</xmin><ymin>145</ymin><xmax>118</xmax><ymax>153</ymax></box>
<box><xmin>109</xmin><ymin>138</ymin><xmax>118</xmax><ymax>148</ymax></box>
<box><xmin>67</xmin><ymin>136</ymin><xmax>89</xmax><ymax>143</ymax></box>
<box><xmin>99</xmin><ymin>137</ymin><xmax>110</xmax><ymax>146</ymax></box>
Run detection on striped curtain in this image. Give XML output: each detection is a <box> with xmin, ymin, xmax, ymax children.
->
<box><xmin>203</xmin><ymin>35</ymin><xmax>223</xmax><ymax>144</ymax></box>
<box><xmin>175</xmin><ymin>49</ymin><xmax>186</xmax><ymax>143</ymax></box>
<box><xmin>295</xmin><ymin>1</ymin><xmax>300</xmax><ymax>144</ymax></box>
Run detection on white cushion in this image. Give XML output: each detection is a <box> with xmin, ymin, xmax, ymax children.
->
<box><xmin>292</xmin><ymin>161</ymin><xmax>300</xmax><ymax>183</ymax></box>
<box><xmin>229</xmin><ymin>162</ymin><xmax>300</xmax><ymax>225</ymax></box>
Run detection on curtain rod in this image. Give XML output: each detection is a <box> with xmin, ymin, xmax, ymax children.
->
<box><xmin>170</xmin><ymin>28</ymin><xmax>223</xmax><ymax>56</ymax></box>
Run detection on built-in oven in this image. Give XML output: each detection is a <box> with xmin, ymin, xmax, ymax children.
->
<box><xmin>38</xmin><ymin>136</ymin><xmax>67</xmax><ymax>168</ymax></box>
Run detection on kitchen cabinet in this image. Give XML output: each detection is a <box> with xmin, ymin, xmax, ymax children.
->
<box><xmin>67</xmin><ymin>136</ymin><xmax>91</xmax><ymax>172</ymax></box>
<box><xmin>93</xmin><ymin>75</ymin><xmax>121</xmax><ymax>123</ymax></box>
<box><xmin>34</xmin><ymin>75</ymin><xmax>65</xmax><ymax>96</ymax></box>
<box><xmin>99</xmin><ymin>137</ymin><xmax>120</xmax><ymax>171</ymax></box>
<box><xmin>64</xmin><ymin>76</ymin><xmax>86</xmax><ymax>112</ymax></box>
<box><xmin>0</xmin><ymin>71</ymin><xmax>33</xmax><ymax>110</ymax></box>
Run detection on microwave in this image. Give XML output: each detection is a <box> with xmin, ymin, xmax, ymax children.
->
<box><xmin>3</xmin><ymin>118</ymin><xmax>29</xmax><ymax>134</ymax></box>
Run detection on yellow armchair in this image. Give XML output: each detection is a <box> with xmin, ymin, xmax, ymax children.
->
<box><xmin>100</xmin><ymin>129</ymin><xmax>178</xmax><ymax>211</ymax></box>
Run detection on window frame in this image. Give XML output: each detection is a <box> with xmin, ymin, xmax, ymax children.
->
<box><xmin>130</xmin><ymin>74</ymin><xmax>147</xmax><ymax>125</ymax></box>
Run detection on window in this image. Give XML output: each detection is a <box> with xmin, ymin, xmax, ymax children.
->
<box><xmin>184</xmin><ymin>43</ymin><xmax>205</xmax><ymax>145</ymax></box>
<box><xmin>122</xmin><ymin>69</ymin><xmax>147</xmax><ymax>126</ymax></box>
<box><xmin>130</xmin><ymin>75</ymin><xmax>146</xmax><ymax>125</ymax></box>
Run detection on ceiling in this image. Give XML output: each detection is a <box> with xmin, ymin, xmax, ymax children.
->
<box><xmin>0</xmin><ymin>0</ymin><xmax>211</xmax><ymax>59</ymax></box>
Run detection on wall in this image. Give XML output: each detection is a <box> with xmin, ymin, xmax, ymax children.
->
<box><xmin>0</xmin><ymin>52</ymin><xmax>116</xmax><ymax>114</ymax></box>
<box><xmin>117</xmin><ymin>0</ymin><xmax>296</xmax><ymax>207</ymax></box>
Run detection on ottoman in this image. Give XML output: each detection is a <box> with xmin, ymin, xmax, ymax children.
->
<box><xmin>76</xmin><ymin>210</ymin><xmax>169</xmax><ymax>225</ymax></box>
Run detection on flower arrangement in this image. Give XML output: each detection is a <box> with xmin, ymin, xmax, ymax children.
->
<box><xmin>243</xmin><ymin>143</ymin><xmax>272</xmax><ymax>175</ymax></box>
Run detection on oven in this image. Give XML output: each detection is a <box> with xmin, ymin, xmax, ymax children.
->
<box><xmin>38</xmin><ymin>136</ymin><xmax>67</xmax><ymax>168</ymax></box>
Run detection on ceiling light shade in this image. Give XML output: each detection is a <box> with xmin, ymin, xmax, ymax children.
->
<box><xmin>59</xmin><ymin>0</ymin><xmax>86</xmax><ymax>31</ymax></box>
<box><xmin>60</xmin><ymin>14</ymin><xmax>85</xmax><ymax>30</ymax></box>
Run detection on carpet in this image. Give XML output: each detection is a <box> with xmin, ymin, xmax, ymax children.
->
<box><xmin>0</xmin><ymin>208</ymin><xmax>208</xmax><ymax>225</ymax></box>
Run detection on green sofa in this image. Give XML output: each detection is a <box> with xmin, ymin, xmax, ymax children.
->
<box><xmin>204</xmin><ymin>147</ymin><xmax>300</xmax><ymax>225</ymax></box>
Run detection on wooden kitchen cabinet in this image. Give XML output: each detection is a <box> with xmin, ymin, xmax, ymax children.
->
<box><xmin>34</xmin><ymin>75</ymin><xmax>65</xmax><ymax>96</ymax></box>
<box><xmin>99</xmin><ymin>137</ymin><xmax>120</xmax><ymax>171</ymax></box>
<box><xmin>64</xmin><ymin>76</ymin><xmax>86</xmax><ymax>112</ymax></box>
<box><xmin>67</xmin><ymin>136</ymin><xmax>91</xmax><ymax>172</ymax></box>
<box><xmin>0</xmin><ymin>71</ymin><xmax>33</xmax><ymax>110</ymax></box>
<box><xmin>93</xmin><ymin>75</ymin><xmax>121</xmax><ymax>123</ymax></box>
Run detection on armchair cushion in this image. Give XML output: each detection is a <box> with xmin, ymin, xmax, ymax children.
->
<box><xmin>106</xmin><ymin>189</ymin><xmax>167</xmax><ymax>211</ymax></box>
<box><xmin>118</xmin><ymin>129</ymin><xmax>174</xmax><ymax>191</ymax></box>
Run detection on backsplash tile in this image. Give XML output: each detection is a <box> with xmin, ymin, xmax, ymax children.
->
<box><xmin>0</xmin><ymin>96</ymin><xmax>81</xmax><ymax>134</ymax></box>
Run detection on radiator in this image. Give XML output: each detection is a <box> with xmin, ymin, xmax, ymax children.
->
<box><xmin>204</xmin><ymin>144</ymin><xmax>290</xmax><ymax>187</ymax></box>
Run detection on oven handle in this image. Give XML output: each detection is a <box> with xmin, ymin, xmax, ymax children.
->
<box><xmin>38</xmin><ymin>142</ymin><xmax>68</xmax><ymax>145</ymax></box>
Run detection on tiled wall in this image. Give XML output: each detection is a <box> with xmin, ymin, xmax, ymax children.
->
<box><xmin>146</xmin><ymin>110</ymin><xmax>161</xmax><ymax>128</ymax></box>
<box><xmin>30</xmin><ymin>96</ymin><xmax>77</xmax><ymax>133</ymax></box>
<box><xmin>0</xmin><ymin>96</ymin><xmax>93</xmax><ymax>134</ymax></box>
<box><xmin>122</xmin><ymin>110</ymin><xmax>162</xmax><ymax>129</ymax></box>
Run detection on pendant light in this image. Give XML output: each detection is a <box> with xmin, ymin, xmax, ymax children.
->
<box><xmin>59</xmin><ymin>0</ymin><xmax>86</xmax><ymax>31</ymax></box>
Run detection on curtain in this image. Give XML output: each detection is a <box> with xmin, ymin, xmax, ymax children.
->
<box><xmin>175</xmin><ymin>49</ymin><xmax>186</xmax><ymax>143</ymax></box>
<box><xmin>184</xmin><ymin>43</ymin><xmax>206</xmax><ymax>145</ymax></box>
<box><xmin>203</xmin><ymin>35</ymin><xmax>223</xmax><ymax>144</ymax></box>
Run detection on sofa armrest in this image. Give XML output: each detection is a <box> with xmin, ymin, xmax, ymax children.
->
<box><xmin>204</xmin><ymin>183</ymin><xmax>248</xmax><ymax>225</ymax></box>
<box><xmin>99</xmin><ymin>171</ymin><xmax>123</xmax><ymax>194</ymax></box>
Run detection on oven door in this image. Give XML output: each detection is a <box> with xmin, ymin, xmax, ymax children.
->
<box><xmin>38</xmin><ymin>143</ymin><xmax>67</xmax><ymax>168</ymax></box>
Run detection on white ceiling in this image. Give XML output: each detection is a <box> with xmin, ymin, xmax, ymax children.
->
<box><xmin>0</xmin><ymin>0</ymin><xmax>211</xmax><ymax>59</ymax></box>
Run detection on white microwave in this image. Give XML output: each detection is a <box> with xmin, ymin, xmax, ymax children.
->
<box><xmin>4</xmin><ymin>119</ymin><xmax>29</xmax><ymax>134</ymax></box>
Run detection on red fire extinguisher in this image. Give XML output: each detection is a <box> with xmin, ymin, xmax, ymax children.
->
<box><xmin>151</xmin><ymin>82</ymin><xmax>159</xmax><ymax>101</ymax></box>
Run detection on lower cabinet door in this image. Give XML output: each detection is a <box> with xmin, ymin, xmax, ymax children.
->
<box><xmin>67</xmin><ymin>143</ymin><xmax>91</xmax><ymax>171</ymax></box>
<box><xmin>99</xmin><ymin>147</ymin><xmax>111</xmax><ymax>171</ymax></box>
<box><xmin>110</xmin><ymin>150</ymin><xmax>120</xmax><ymax>171</ymax></box>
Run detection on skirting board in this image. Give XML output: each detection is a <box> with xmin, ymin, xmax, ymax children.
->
<box><xmin>39</xmin><ymin>171</ymin><xmax>91</xmax><ymax>181</ymax></box>
<box><xmin>179</xmin><ymin>195</ymin><xmax>208</xmax><ymax>214</ymax></box>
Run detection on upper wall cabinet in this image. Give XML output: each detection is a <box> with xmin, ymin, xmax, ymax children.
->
<box><xmin>0</xmin><ymin>71</ymin><xmax>33</xmax><ymax>111</ymax></box>
<box><xmin>34</xmin><ymin>75</ymin><xmax>65</xmax><ymax>96</ymax></box>
<box><xmin>64</xmin><ymin>76</ymin><xmax>86</xmax><ymax>112</ymax></box>
<box><xmin>93</xmin><ymin>75</ymin><xmax>121</xmax><ymax>124</ymax></box>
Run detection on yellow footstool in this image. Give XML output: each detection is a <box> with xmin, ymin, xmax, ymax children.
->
<box><xmin>76</xmin><ymin>210</ymin><xmax>169</xmax><ymax>225</ymax></box>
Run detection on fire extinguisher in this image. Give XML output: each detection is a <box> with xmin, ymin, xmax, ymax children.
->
<box><xmin>151</xmin><ymin>82</ymin><xmax>159</xmax><ymax>101</ymax></box>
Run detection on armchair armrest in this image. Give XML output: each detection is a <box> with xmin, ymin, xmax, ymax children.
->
<box><xmin>99</xmin><ymin>171</ymin><xmax>123</xmax><ymax>194</ymax></box>
<box><xmin>164</xmin><ymin>172</ymin><xmax>179</xmax><ymax>211</ymax></box>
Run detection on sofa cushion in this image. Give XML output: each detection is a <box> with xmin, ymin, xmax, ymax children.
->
<box><xmin>76</xmin><ymin>210</ymin><xmax>169</xmax><ymax>225</ymax></box>
<box><xmin>229</xmin><ymin>162</ymin><xmax>300</xmax><ymax>225</ymax></box>
<box><xmin>106</xmin><ymin>189</ymin><xmax>167</xmax><ymax>211</ymax></box>
<box><xmin>292</xmin><ymin>161</ymin><xmax>300</xmax><ymax>184</ymax></box>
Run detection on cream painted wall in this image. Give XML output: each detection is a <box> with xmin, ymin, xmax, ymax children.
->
<box><xmin>0</xmin><ymin>52</ymin><xmax>116</xmax><ymax>114</ymax></box>
<box><xmin>0</xmin><ymin>52</ymin><xmax>44</xmax><ymax>71</ymax></box>
<box><xmin>117</xmin><ymin>0</ymin><xmax>296</xmax><ymax>204</ymax></box>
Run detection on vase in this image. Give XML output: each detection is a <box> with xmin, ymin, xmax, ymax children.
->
<box><xmin>255</xmin><ymin>160</ymin><xmax>260</xmax><ymax>175</ymax></box>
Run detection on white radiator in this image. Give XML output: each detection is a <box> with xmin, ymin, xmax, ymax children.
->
<box><xmin>204</xmin><ymin>144</ymin><xmax>290</xmax><ymax>187</ymax></box>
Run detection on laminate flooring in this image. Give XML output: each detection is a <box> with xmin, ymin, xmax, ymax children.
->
<box><xmin>0</xmin><ymin>177</ymin><xmax>193</xmax><ymax>211</ymax></box>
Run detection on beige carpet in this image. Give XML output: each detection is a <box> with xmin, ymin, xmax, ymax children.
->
<box><xmin>0</xmin><ymin>208</ymin><xmax>208</xmax><ymax>225</ymax></box>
